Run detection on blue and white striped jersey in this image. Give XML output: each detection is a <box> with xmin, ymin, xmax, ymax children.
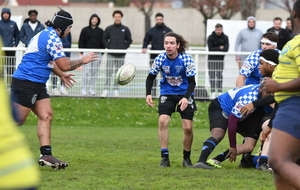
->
<box><xmin>218</xmin><ymin>84</ymin><xmax>261</xmax><ymax>119</ymax></box>
<box><xmin>149</xmin><ymin>52</ymin><xmax>196</xmax><ymax>95</ymax></box>
<box><xmin>13</xmin><ymin>27</ymin><xmax>66</xmax><ymax>83</ymax></box>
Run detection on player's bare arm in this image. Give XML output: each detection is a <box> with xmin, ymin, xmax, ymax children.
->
<box><xmin>52</xmin><ymin>62</ymin><xmax>76</xmax><ymax>88</ymax></box>
<box><xmin>263</xmin><ymin>77</ymin><xmax>300</xmax><ymax>93</ymax></box>
<box><xmin>55</xmin><ymin>52</ymin><xmax>98</xmax><ymax>71</ymax></box>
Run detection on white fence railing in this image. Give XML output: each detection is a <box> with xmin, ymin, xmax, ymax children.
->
<box><xmin>1</xmin><ymin>47</ymin><xmax>252</xmax><ymax>100</ymax></box>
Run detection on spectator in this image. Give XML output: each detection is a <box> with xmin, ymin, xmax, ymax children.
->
<box><xmin>207</xmin><ymin>23</ymin><xmax>229</xmax><ymax>99</ymax></box>
<box><xmin>102</xmin><ymin>10</ymin><xmax>132</xmax><ymax>97</ymax></box>
<box><xmin>286</xmin><ymin>17</ymin><xmax>294</xmax><ymax>39</ymax></box>
<box><xmin>142</xmin><ymin>12</ymin><xmax>172</xmax><ymax>97</ymax></box>
<box><xmin>79</xmin><ymin>14</ymin><xmax>104</xmax><ymax>96</ymax></box>
<box><xmin>51</xmin><ymin>32</ymin><xmax>72</xmax><ymax>95</ymax></box>
<box><xmin>19</xmin><ymin>10</ymin><xmax>45</xmax><ymax>47</ymax></box>
<box><xmin>267</xmin><ymin>17</ymin><xmax>291</xmax><ymax>50</ymax></box>
<box><xmin>0</xmin><ymin>8</ymin><xmax>19</xmax><ymax>86</ymax></box>
<box><xmin>235</xmin><ymin>16</ymin><xmax>262</xmax><ymax>70</ymax></box>
<box><xmin>146</xmin><ymin>32</ymin><xmax>197</xmax><ymax>168</ymax></box>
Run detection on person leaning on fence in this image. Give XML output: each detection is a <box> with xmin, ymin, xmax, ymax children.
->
<box><xmin>235</xmin><ymin>16</ymin><xmax>262</xmax><ymax>70</ymax></box>
<box><xmin>19</xmin><ymin>10</ymin><xmax>45</xmax><ymax>47</ymax></box>
<box><xmin>145</xmin><ymin>32</ymin><xmax>197</xmax><ymax>168</ymax></box>
<box><xmin>102</xmin><ymin>10</ymin><xmax>132</xmax><ymax>97</ymax></box>
<box><xmin>142</xmin><ymin>12</ymin><xmax>172</xmax><ymax>97</ymax></box>
<box><xmin>207</xmin><ymin>23</ymin><xmax>229</xmax><ymax>99</ymax></box>
<box><xmin>0</xmin><ymin>8</ymin><xmax>19</xmax><ymax>86</ymax></box>
<box><xmin>10</xmin><ymin>8</ymin><xmax>98</xmax><ymax>170</ymax></box>
<box><xmin>262</xmin><ymin>1</ymin><xmax>300</xmax><ymax>188</ymax></box>
<box><xmin>79</xmin><ymin>13</ymin><xmax>105</xmax><ymax>96</ymax></box>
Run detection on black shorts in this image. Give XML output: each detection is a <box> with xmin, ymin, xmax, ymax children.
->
<box><xmin>11</xmin><ymin>78</ymin><xmax>49</xmax><ymax>108</ymax></box>
<box><xmin>158</xmin><ymin>95</ymin><xmax>197</xmax><ymax>120</ymax></box>
<box><xmin>209</xmin><ymin>98</ymin><xmax>265</xmax><ymax>140</ymax></box>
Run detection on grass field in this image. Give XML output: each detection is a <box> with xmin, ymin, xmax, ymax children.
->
<box><xmin>20</xmin><ymin>97</ymin><xmax>274</xmax><ymax>190</ymax></box>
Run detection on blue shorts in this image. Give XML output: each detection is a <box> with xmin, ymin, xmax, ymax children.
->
<box><xmin>273</xmin><ymin>96</ymin><xmax>300</xmax><ymax>139</ymax></box>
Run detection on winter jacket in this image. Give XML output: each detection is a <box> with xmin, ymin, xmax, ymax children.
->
<box><xmin>79</xmin><ymin>14</ymin><xmax>104</xmax><ymax>51</ymax></box>
<box><xmin>267</xmin><ymin>27</ymin><xmax>291</xmax><ymax>50</ymax></box>
<box><xmin>0</xmin><ymin>8</ymin><xmax>19</xmax><ymax>47</ymax></box>
<box><xmin>19</xmin><ymin>21</ymin><xmax>45</xmax><ymax>46</ymax></box>
<box><xmin>142</xmin><ymin>23</ymin><xmax>172</xmax><ymax>50</ymax></box>
<box><xmin>103</xmin><ymin>23</ymin><xmax>132</xmax><ymax>56</ymax></box>
<box><xmin>207</xmin><ymin>31</ymin><xmax>229</xmax><ymax>60</ymax></box>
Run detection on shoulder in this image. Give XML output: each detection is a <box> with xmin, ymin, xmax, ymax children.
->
<box><xmin>179</xmin><ymin>53</ymin><xmax>193</xmax><ymax>61</ymax></box>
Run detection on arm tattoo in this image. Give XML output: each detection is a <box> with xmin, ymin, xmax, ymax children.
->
<box><xmin>70</xmin><ymin>59</ymin><xmax>84</xmax><ymax>71</ymax></box>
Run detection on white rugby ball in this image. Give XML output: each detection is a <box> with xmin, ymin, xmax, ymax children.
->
<box><xmin>116</xmin><ymin>63</ymin><xmax>136</xmax><ymax>85</ymax></box>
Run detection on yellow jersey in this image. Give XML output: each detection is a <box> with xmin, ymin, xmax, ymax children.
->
<box><xmin>272</xmin><ymin>34</ymin><xmax>300</xmax><ymax>103</ymax></box>
<box><xmin>0</xmin><ymin>43</ymin><xmax>39</xmax><ymax>189</ymax></box>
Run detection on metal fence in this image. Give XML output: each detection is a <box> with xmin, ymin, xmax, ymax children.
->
<box><xmin>1</xmin><ymin>47</ymin><xmax>252</xmax><ymax>100</ymax></box>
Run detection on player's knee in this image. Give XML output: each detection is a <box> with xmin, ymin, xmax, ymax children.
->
<box><xmin>39</xmin><ymin>112</ymin><xmax>53</xmax><ymax>122</ymax></box>
<box><xmin>183</xmin><ymin>125</ymin><xmax>193</xmax><ymax>135</ymax></box>
<box><xmin>268</xmin><ymin>156</ymin><xmax>282</xmax><ymax>173</ymax></box>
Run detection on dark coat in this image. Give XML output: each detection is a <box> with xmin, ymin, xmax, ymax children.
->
<box><xmin>103</xmin><ymin>23</ymin><xmax>132</xmax><ymax>56</ymax></box>
<box><xmin>142</xmin><ymin>23</ymin><xmax>172</xmax><ymax>50</ymax></box>
<box><xmin>207</xmin><ymin>31</ymin><xmax>229</xmax><ymax>60</ymax></box>
<box><xmin>78</xmin><ymin>14</ymin><xmax>104</xmax><ymax>50</ymax></box>
<box><xmin>267</xmin><ymin>27</ymin><xmax>291</xmax><ymax>50</ymax></box>
<box><xmin>0</xmin><ymin>8</ymin><xmax>19</xmax><ymax>47</ymax></box>
<box><xmin>19</xmin><ymin>21</ymin><xmax>45</xmax><ymax>46</ymax></box>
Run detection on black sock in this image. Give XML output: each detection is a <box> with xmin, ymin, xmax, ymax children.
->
<box><xmin>198</xmin><ymin>137</ymin><xmax>218</xmax><ymax>162</ymax></box>
<box><xmin>258</xmin><ymin>156</ymin><xmax>268</xmax><ymax>166</ymax></box>
<box><xmin>161</xmin><ymin>148</ymin><xmax>169</xmax><ymax>159</ymax></box>
<box><xmin>183</xmin><ymin>150</ymin><xmax>191</xmax><ymax>159</ymax></box>
<box><xmin>40</xmin><ymin>145</ymin><xmax>52</xmax><ymax>156</ymax></box>
<box><xmin>213</xmin><ymin>149</ymin><xmax>229</xmax><ymax>162</ymax></box>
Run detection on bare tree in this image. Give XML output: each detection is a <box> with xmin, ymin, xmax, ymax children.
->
<box><xmin>265</xmin><ymin>0</ymin><xmax>295</xmax><ymax>13</ymax></box>
<box><xmin>218</xmin><ymin>0</ymin><xmax>240</xmax><ymax>19</ymax></box>
<box><xmin>240</xmin><ymin>0</ymin><xmax>258</xmax><ymax>19</ymax></box>
<box><xmin>131</xmin><ymin>0</ymin><xmax>156</xmax><ymax>33</ymax></box>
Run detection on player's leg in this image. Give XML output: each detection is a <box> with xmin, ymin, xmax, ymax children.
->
<box><xmin>32</xmin><ymin>97</ymin><xmax>68</xmax><ymax>170</ymax></box>
<box><xmin>194</xmin><ymin>98</ymin><xmax>227</xmax><ymax>169</ymax></box>
<box><xmin>157</xmin><ymin>95</ymin><xmax>175</xmax><ymax>167</ymax></box>
<box><xmin>269</xmin><ymin>129</ymin><xmax>300</xmax><ymax>189</ymax></box>
<box><xmin>269</xmin><ymin>97</ymin><xmax>300</xmax><ymax>189</ymax></box>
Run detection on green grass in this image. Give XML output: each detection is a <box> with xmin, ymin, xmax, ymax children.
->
<box><xmin>20</xmin><ymin>98</ymin><xmax>274</xmax><ymax>190</ymax></box>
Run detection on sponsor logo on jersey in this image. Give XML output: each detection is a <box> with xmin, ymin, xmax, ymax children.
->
<box><xmin>162</xmin><ymin>66</ymin><xmax>170</xmax><ymax>73</ymax></box>
<box><xmin>175</xmin><ymin>65</ymin><xmax>182</xmax><ymax>73</ymax></box>
<box><xmin>166</xmin><ymin>75</ymin><xmax>183</xmax><ymax>86</ymax></box>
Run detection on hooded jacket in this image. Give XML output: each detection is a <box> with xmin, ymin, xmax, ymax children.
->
<box><xmin>0</xmin><ymin>8</ymin><xmax>19</xmax><ymax>47</ymax></box>
<box><xmin>19</xmin><ymin>20</ymin><xmax>45</xmax><ymax>46</ymax></box>
<box><xmin>78</xmin><ymin>14</ymin><xmax>104</xmax><ymax>50</ymax></box>
<box><xmin>142</xmin><ymin>23</ymin><xmax>172</xmax><ymax>50</ymax></box>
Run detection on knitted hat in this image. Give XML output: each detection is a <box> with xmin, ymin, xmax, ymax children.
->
<box><xmin>247</xmin><ymin>16</ymin><xmax>256</xmax><ymax>22</ymax></box>
<box><xmin>51</xmin><ymin>9</ymin><xmax>73</xmax><ymax>35</ymax></box>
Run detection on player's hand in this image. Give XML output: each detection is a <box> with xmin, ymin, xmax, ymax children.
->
<box><xmin>262</xmin><ymin>78</ymin><xmax>279</xmax><ymax>94</ymax></box>
<box><xmin>146</xmin><ymin>95</ymin><xmax>155</xmax><ymax>107</ymax></box>
<box><xmin>82</xmin><ymin>52</ymin><xmax>99</xmax><ymax>64</ymax></box>
<box><xmin>240</xmin><ymin>103</ymin><xmax>254</xmax><ymax>116</ymax></box>
<box><xmin>260</xmin><ymin>126</ymin><xmax>272</xmax><ymax>141</ymax></box>
<box><xmin>179</xmin><ymin>97</ymin><xmax>188</xmax><ymax>111</ymax></box>
<box><xmin>60</xmin><ymin>73</ymin><xmax>76</xmax><ymax>88</ymax></box>
<box><xmin>226</xmin><ymin>147</ymin><xmax>237</xmax><ymax>162</ymax></box>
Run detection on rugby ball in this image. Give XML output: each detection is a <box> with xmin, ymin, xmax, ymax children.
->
<box><xmin>116</xmin><ymin>63</ymin><xmax>136</xmax><ymax>85</ymax></box>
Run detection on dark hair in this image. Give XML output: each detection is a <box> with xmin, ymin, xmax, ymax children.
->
<box><xmin>28</xmin><ymin>9</ymin><xmax>38</xmax><ymax>16</ymax></box>
<box><xmin>164</xmin><ymin>32</ymin><xmax>188</xmax><ymax>53</ymax></box>
<box><xmin>273</xmin><ymin>17</ymin><xmax>282</xmax><ymax>22</ymax></box>
<box><xmin>155</xmin><ymin>13</ymin><xmax>164</xmax><ymax>18</ymax></box>
<box><xmin>287</xmin><ymin>17</ymin><xmax>291</xmax><ymax>21</ymax></box>
<box><xmin>293</xmin><ymin>0</ymin><xmax>300</xmax><ymax>17</ymax></box>
<box><xmin>112</xmin><ymin>10</ymin><xmax>123</xmax><ymax>17</ymax></box>
<box><xmin>262</xmin><ymin>32</ymin><xmax>278</xmax><ymax>43</ymax></box>
<box><xmin>215</xmin><ymin>23</ymin><xmax>222</xmax><ymax>28</ymax></box>
<box><xmin>260</xmin><ymin>49</ymin><xmax>279</xmax><ymax>65</ymax></box>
